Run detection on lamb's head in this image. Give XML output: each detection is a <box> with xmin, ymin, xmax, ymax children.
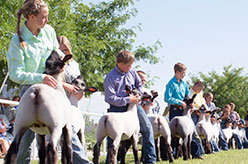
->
<box><xmin>44</xmin><ymin>50</ymin><xmax>72</xmax><ymax>76</ymax></box>
<box><xmin>141</xmin><ymin>90</ymin><xmax>158</xmax><ymax>106</ymax></box>
<box><xmin>183</xmin><ymin>94</ymin><xmax>197</xmax><ymax>106</ymax></box>
<box><xmin>125</xmin><ymin>85</ymin><xmax>141</xmax><ymax>99</ymax></box>
<box><xmin>71</xmin><ymin>75</ymin><xmax>98</xmax><ymax>94</ymax></box>
<box><xmin>198</xmin><ymin>104</ymin><xmax>207</xmax><ymax>113</ymax></box>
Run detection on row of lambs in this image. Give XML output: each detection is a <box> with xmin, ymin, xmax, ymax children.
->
<box><xmin>93</xmin><ymin>90</ymin><xmax>198</xmax><ymax>164</ymax></box>
<box><xmin>195</xmin><ymin>105</ymin><xmax>243</xmax><ymax>153</ymax></box>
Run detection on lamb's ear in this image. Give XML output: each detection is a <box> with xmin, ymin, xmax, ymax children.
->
<box><xmin>84</xmin><ymin>87</ymin><xmax>98</xmax><ymax>93</ymax></box>
<box><xmin>62</xmin><ymin>54</ymin><xmax>72</xmax><ymax>63</ymax></box>
<box><xmin>125</xmin><ymin>85</ymin><xmax>132</xmax><ymax>94</ymax></box>
<box><xmin>77</xmin><ymin>75</ymin><xmax>84</xmax><ymax>81</ymax></box>
<box><xmin>151</xmin><ymin>91</ymin><xmax>158</xmax><ymax>102</ymax></box>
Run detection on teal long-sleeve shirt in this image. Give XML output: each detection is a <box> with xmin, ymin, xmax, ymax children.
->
<box><xmin>7</xmin><ymin>23</ymin><xmax>63</xmax><ymax>85</ymax></box>
<box><xmin>164</xmin><ymin>76</ymin><xmax>189</xmax><ymax>105</ymax></box>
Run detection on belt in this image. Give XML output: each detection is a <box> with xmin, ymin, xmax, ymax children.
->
<box><xmin>171</xmin><ymin>104</ymin><xmax>183</xmax><ymax>110</ymax></box>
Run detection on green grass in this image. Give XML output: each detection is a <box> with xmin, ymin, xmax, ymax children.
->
<box><xmin>31</xmin><ymin>149</ymin><xmax>248</xmax><ymax>164</ymax></box>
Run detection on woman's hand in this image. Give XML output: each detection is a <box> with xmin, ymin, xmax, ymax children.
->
<box><xmin>43</xmin><ymin>75</ymin><xmax>57</xmax><ymax>88</ymax></box>
<box><xmin>71</xmin><ymin>87</ymin><xmax>84</xmax><ymax>100</ymax></box>
<box><xmin>63</xmin><ymin>83</ymin><xmax>84</xmax><ymax>100</ymax></box>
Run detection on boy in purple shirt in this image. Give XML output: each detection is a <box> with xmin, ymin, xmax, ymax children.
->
<box><xmin>104</xmin><ymin>50</ymin><xmax>156</xmax><ymax>164</ymax></box>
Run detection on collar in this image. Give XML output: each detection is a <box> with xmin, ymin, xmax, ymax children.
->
<box><xmin>21</xmin><ymin>22</ymin><xmax>44</xmax><ymax>41</ymax></box>
<box><xmin>114</xmin><ymin>64</ymin><xmax>126</xmax><ymax>75</ymax></box>
<box><xmin>172</xmin><ymin>76</ymin><xmax>182</xmax><ymax>84</ymax></box>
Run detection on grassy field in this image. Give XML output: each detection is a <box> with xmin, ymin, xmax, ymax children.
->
<box><xmin>30</xmin><ymin>149</ymin><xmax>248</xmax><ymax>164</ymax></box>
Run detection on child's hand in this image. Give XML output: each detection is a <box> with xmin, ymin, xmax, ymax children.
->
<box><xmin>130</xmin><ymin>95</ymin><xmax>140</xmax><ymax>104</ymax></box>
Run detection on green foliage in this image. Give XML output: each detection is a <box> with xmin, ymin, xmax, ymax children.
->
<box><xmin>83</xmin><ymin>115</ymin><xmax>97</xmax><ymax>150</ymax></box>
<box><xmin>0</xmin><ymin>0</ymin><xmax>23</xmax><ymax>89</ymax></box>
<box><xmin>189</xmin><ymin>65</ymin><xmax>248</xmax><ymax>118</ymax></box>
<box><xmin>0</xmin><ymin>0</ymin><xmax>161</xmax><ymax>92</ymax></box>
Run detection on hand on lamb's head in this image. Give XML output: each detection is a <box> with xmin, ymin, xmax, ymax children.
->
<box><xmin>182</xmin><ymin>94</ymin><xmax>197</xmax><ymax>109</ymax></box>
<box><xmin>125</xmin><ymin>85</ymin><xmax>141</xmax><ymax>104</ymax></box>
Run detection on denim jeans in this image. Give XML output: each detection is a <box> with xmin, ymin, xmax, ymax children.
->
<box><xmin>137</xmin><ymin>105</ymin><xmax>156</xmax><ymax>163</ymax></box>
<box><xmin>191</xmin><ymin>131</ymin><xmax>204</xmax><ymax>157</ymax></box>
<box><xmin>16</xmin><ymin>85</ymin><xmax>92</xmax><ymax>164</ymax></box>
<box><xmin>219</xmin><ymin>128</ymin><xmax>229</xmax><ymax>150</ymax></box>
<box><xmin>211</xmin><ymin>140</ymin><xmax>220</xmax><ymax>152</ymax></box>
<box><xmin>242</xmin><ymin>132</ymin><xmax>248</xmax><ymax>148</ymax></box>
<box><xmin>106</xmin><ymin>105</ymin><xmax>156</xmax><ymax>164</ymax></box>
<box><xmin>232</xmin><ymin>133</ymin><xmax>243</xmax><ymax>149</ymax></box>
<box><xmin>191</xmin><ymin>112</ymin><xmax>199</xmax><ymax>125</ymax></box>
<box><xmin>245</xmin><ymin>127</ymin><xmax>248</xmax><ymax>139</ymax></box>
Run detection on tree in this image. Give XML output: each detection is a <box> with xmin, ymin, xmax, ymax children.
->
<box><xmin>189</xmin><ymin>65</ymin><xmax>248</xmax><ymax>118</ymax></box>
<box><xmin>0</xmin><ymin>0</ymin><xmax>161</xmax><ymax>92</ymax></box>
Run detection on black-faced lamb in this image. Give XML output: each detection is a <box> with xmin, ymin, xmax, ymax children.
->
<box><xmin>169</xmin><ymin>94</ymin><xmax>196</xmax><ymax>160</ymax></box>
<box><xmin>69</xmin><ymin>75</ymin><xmax>98</xmax><ymax>145</ymax></box>
<box><xmin>93</xmin><ymin>85</ymin><xmax>141</xmax><ymax>164</ymax></box>
<box><xmin>5</xmin><ymin>51</ymin><xmax>73</xmax><ymax>164</ymax></box>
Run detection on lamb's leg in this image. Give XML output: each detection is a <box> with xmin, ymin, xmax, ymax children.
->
<box><xmin>109</xmin><ymin>137</ymin><xmax>121</xmax><ymax>164</ymax></box>
<box><xmin>171</xmin><ymin>137</ymin><xmax>179</xmax><ymax>159</ymax></box>
<box><xmin>5</xmin><ymin>128</ymin><xmax>28</xmax><ymax>164</ymax></box>
<box><xmin>154</xmin><ymin>139</ymin><xmax>160</xmax><ymax>161</ymax></box>
<box><xmin>182</xmin><ymin>137</ymin><xmax>189</xmax><ymax>160</ymax></box>
<box><xmin>36</xmin><ymin>134</ymin><xmax>46</xmax><ymax>164</ymax></box>
<box><xmin>162</xmin><ymin>136</ymin><xmax>173</xmax><ymax>163</ymax></box>
<box><xmin>61</xmin><ymin>125</ymin><xmax>73</xmax><ymax>164</ymax></box>
<box><xmin>47</xmin><ymin>128</ymin><xmax>62</xmax><ymax>164</ymax></box>
<box><xmin>131</xmin><ymin>135</ymin><xmax>140</xmax><ymax>164</ymax></box>
<box><xmin>159</xmin><ymin>136</ymin><xmax>168</xmax><ymax>161</ymax></box>
<box><xmin>93</xmin><ymin>142</ymin><xmax>101</xmax><ymax>164</ymax></box>
<box><xmin>117</xmin><ymin>140</ymin><xmax>132</xmax><ymax>164</ymax></box>
<box><xmin>187</xmin><ymin>135</ymin><xmax>192</xmax><ymax>160</ymax></box>
<box><xmin>205</xmin><ymin>140</ymin><xmax>212</xmax><ymax>154</ymax></box>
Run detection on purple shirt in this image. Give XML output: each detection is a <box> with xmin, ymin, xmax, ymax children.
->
<box><xmin>104</xmin><ymin>65</ymin><xmax>143</xmax><ymax>107</ymax></box>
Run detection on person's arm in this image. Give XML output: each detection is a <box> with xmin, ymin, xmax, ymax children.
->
<box><xmin>7</xmin><ymin>37</ymin><xmax>46</xmax><ymax>84</ymax></box>
<box><xmin>104</xmin><ymin>76</ymin><xmax>130</xmax><ymax>107</ymax></box>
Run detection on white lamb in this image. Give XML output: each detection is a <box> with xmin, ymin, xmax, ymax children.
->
<box><xmin>93</xmin><ymin>86</ymin><xmax>141</xmax><ymax>164</ymax></box>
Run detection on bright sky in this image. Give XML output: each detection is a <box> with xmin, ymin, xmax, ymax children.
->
<box><xmin>81</xmin><ymin>0</ymin><xmax>248</xmax><ymax>121</ymax></box>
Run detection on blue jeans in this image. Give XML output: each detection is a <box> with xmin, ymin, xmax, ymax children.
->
<box><xmin>242</xmin><ymin>132</ymin><xmax>248</xmax><ymax>148</ymax></box>
<box><xmin>219</xmin><ymin>128</ymin><xmax>228</xmax><ymax>150</ymax></box>
<box><xmin>245</xmin><ymin>127</ymin><xmax>248</xmax><ymax>140</ymax></box>
<box><xmin>232</xmin><ymin>133</ymin><xmax>243</xmax><ymax>149</ymax></box>
<box><xmin>17</xmin><ymin>85</ymin><xmax>92</xmax><ymax>164</ymax></box>
<box><xmin>191</xmin><ymin>132</ymin><xmax>204</xmax><ymax>158</ymax></box>
<box><xmin>211</xmin><ymin>140</ymin><xmax>220</xmax><ymax>152</ymax></box>
<box><xmin>106</xmin><ymin>105</ymin><xmax>156</xmax><ymax>164</ymax></box>
<box><xmin>191</xmin><ymin>112</ymin><xmax>199</xmax><ymax>125</ymax></box>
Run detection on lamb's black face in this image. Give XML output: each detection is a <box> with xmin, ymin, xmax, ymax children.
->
<box><xmin>44</xmin><ymin>51</ymin><xmax>72</xmax><ymax>76</ymax></box>
<box><xmin>71</xmin><ymin>76</ymin><xmax>86</xmax><ymax>93</ymax></box>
